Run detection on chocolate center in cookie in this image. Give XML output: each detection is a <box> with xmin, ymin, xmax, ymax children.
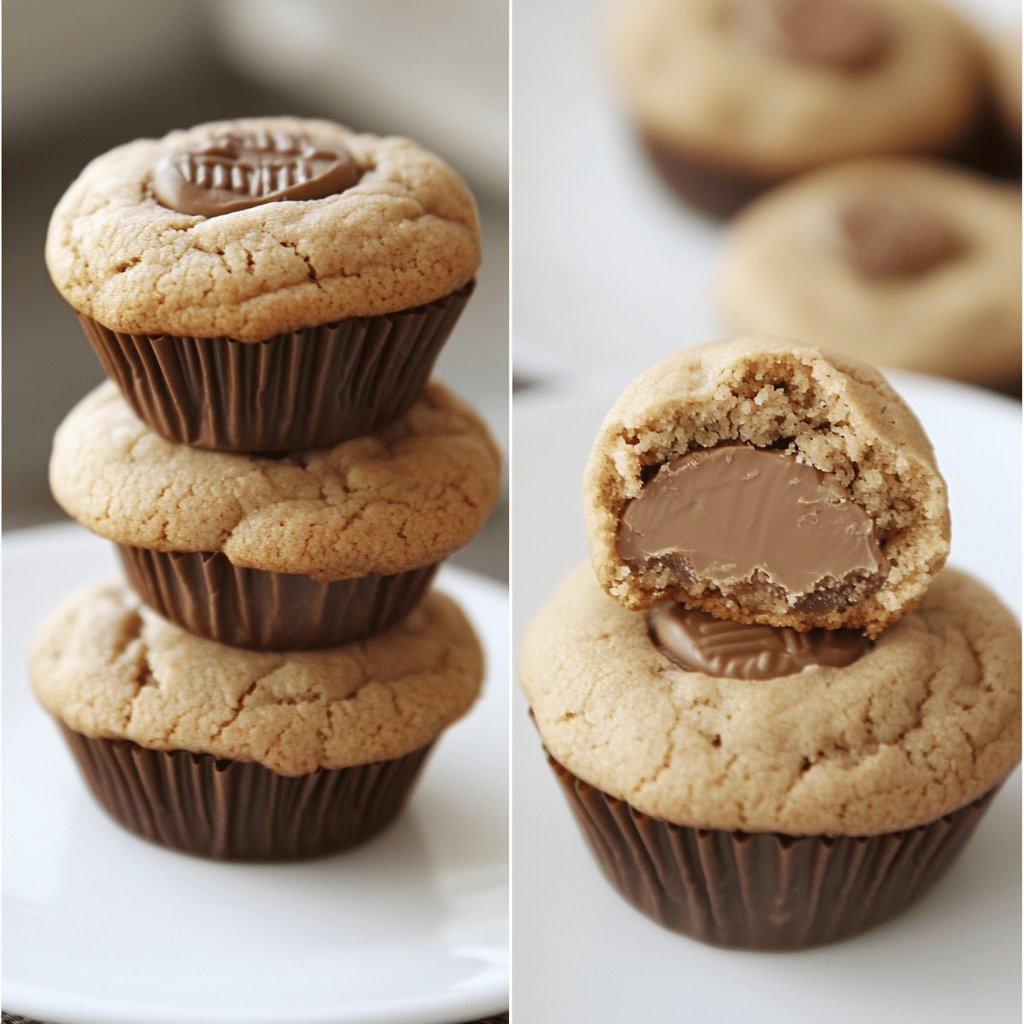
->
<box><xmin>832</xmin><ymin>195</ymin><xmax>963</xmax><ymax>278</ymax></box>
<box><xmin>732</xmin><ymin>0</ymin><xmax>889</xmax><ymax>71</ymax></box>
<box><xmin>152</xmin><ymin>129</ymin><xmax>361</xmax><ymax>216</ymax></box>
<box><xmin>649</xmin><ymin>603</ymin><xmax>870</xmax><ymax>679</ymax></box>
<box><xmin>617</xmin><ymin>446</ymin><xmax>888</xmax><ymax>605</ymax></box>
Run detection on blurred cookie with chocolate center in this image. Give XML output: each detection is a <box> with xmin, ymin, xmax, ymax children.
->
<box><xmin>717</xmin><ymin>159</ymin><xmax>1021</xmax><ymax>394</ymax></box>
<box><xmin>606</xmin><ymin>0</ymin><xmax>987</xmax><ymax>215</ymax></box>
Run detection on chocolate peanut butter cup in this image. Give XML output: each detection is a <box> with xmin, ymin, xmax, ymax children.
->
<box><xmin>151</xmin><ymin>127</ymin><xmax>363</xmax><ymax>216</ymax></box>
<box><xmin>49</xmin><ymin>380</ymin><xmax>502</xmax><ymax>650</ymax></box>
<box><xmin>616</xmin><ymin>444</ymin><xmax>891</xmax><ymax>624</ymax></box>
<box><xmin>520</xmin><ymin>564</ymin><xmax>1021</xmax><ymax>949</ymax></box>
<box><xmin>46</xmin><ymin>117</ymin><xmax>482</xmax><ymax>453</ymax></box>
<box><xmin>30</xmin><ymin>582</ymin><xmax>485</xmax><ymax>862</ymax></box>
<box><xmin>647</xmin><ymin>603</ymin><xmax>870</xmax><ymax>679</ymax></box>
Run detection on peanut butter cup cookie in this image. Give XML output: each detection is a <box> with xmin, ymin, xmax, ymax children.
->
<box><xmin>520</xmin><ymin>563</ymin><xmax>1020</xmax><ymax>947</ymax></box>
<box><xmin>584</xmin><ymin>338</ymin><xmax>950</xmax><ymax>636</ymax></box>
<box><xmin>31</xmin><ymin>580</ymin><xmax>484</xmax><ymax>860</ymax></box>
<box><xmin>607</xmin><ymin>0</ymin><xmax>985</xmax><ymax>215</ymax></box>
<box><xmin>49</xmin><ymin>381</ymin><xmax>501</xmax><ymax>650</ymax></box>
<box><xmin>46</xmin><ymin>117</ymin><xmax>481</xmax><ymax>451</ymax></box>
<box><xmin>718</xmin><ymin>159</ymin><xmax>1021</xmax><ymax>392</ymax></box>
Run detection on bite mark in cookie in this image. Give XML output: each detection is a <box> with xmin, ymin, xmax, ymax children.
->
<box><xmin>584</xmin><ymin>338</ymin><xmax>950</xmax><ymax>636</ymax></box>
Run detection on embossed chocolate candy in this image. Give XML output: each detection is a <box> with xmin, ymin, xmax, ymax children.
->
<box><xmin>153</xmin><ymin>128</ymin><xmax>361</xmax><ymax>216</ymax></box>
<box><xmin>617</xmin><ymin>445</ymin><xmax>889</xmax><ymax>611</ymax></box>
<box><xmin>733</xmin><ymin>0</ymin><xmax>890</xmax><ymax>71</ymax></box>
<box><xmin>649</xmin><ymin>603</ymin><xmax>869</xmax><ymax>680</ymax></box>
<box><xmin>832</xmin><ymin>194</ymin><xmax>962</xmax><ymax>278</ymax></box>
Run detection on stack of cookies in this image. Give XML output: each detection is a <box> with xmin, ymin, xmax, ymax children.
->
<box><xmin>30</xmin><ymin>117</ymin><xmax>501</xmax><ymax>861</ymax></box>
<box><xmin>521</xmin><ymin>337</ymin><xmax>1020</xmax><ymax>949</ymax></box>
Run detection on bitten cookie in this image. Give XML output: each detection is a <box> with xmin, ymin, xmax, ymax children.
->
<box><xmin>584</xmin><ymin>338</ymin><xmax>950</xmax><ymax>636</ymax></box>
<box><xmin>607</xmin><ymin>0</ymin><xmax>985</xmax><ymax>215</ymax></box>
<box><xmin>50</xmin><ymin>380</ymin><xmax>502</xmax><ymax>649</ymax></box>
<box><xmin>717</xmin><ymin>159</ymin><xmax>1022</xmax><ymax>392</ymax></box>
<box><xmin>45</xmin><ymin>117</ymin><xmax>482</xmax><ymax>451</ymax></box>
<box><xmin>520</xmin><ymin>562</ymin><xmax>1020</xmax><ymax>946</ymax></box>
<box><xmin>31</xmin><ymin>580</ymin><xmax>485</xmax><ymax>860</ymax></box>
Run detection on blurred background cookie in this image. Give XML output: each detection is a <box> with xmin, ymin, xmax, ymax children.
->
<box><xmin>606</xmin><ymin>0</ymin><xmax>987</xmax><ymax>216</ymax></box>
<box><xmin>717</xmin><ymin>158</ymin><xmax>1021</xmax><ymax>393</ymax></box>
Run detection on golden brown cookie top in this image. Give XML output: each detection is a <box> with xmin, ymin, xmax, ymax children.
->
<box><xmin>50</xmin><ymin>380</ymin><xmax>502</xmax><ymax>581</ymax></box>
<box><xmin>31</xmin><ymin>581</ymin><xmax>484</xmax><ymax>775</ymax></box>
<box><xmin>583</xmin><ymin>337</ymin><xmax>950</xmax><ymax>636</ymax></box>
<box><xmin>717</xmin><ymin>159</ymin><xmax>1022</xmax><ymax>389</ymax></box>
<box><xmin>521</xmin><ymin>564</ymin><xmax>1020</xmax><ymax>835</ymax></box>
<box><xmin>45</xmin><ymin>117</ymin><xmax>481</xmax><ymax>340</ymax></box>
<box><xmin>607</xmin><ymin>0</ymin><xmax>984</xmax><ymax>176</ymax></box>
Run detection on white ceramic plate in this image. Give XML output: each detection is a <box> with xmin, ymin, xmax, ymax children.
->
<box><xmin>3</xmin><ymin>524</ymin><xmax>509</xmax><ymax>1024</ymax></box>
<box><xmin>511</xmin><ymin>370</ymin><xmax>1021</xmax><ymax>1024</ymax></box>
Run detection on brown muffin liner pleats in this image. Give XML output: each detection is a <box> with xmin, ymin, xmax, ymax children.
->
<box><xmin>62</xmin><ymin>725</ymin><xmax>435</xmax><ymax>861</ymax></box>
<box><xmin>638</xmin><ymin>131</ymin><xmax>770</xmax><ymax>218</ymax></box>
<box><xmin>77</xmin><ymin>280</ymin><xmax>474</xmax><ymax>453</ymax></box>
<box><xmin>549</xmin><ymin>755</ymin><xmax>999</xmax><ymax>950</ymax></box>
<box><xmin>118</xmin><ymin>545</ymin><xmax>438</xmax><ymax>650</ymax></box>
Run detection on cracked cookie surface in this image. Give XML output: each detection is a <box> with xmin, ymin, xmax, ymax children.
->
<box><xmin>520</xmin><ymin>563</ymin><xmax>1020</xmax><ymax>835</ymax></box>
<box><xmin>50</xmin><ymin>380</ymin><xmax>502</xmax><ymax>580</ymax></box>
<box><xmin>31</xmin><ymin>580</ymin><xmax>484</xmax><ymax>775</ymax></box>
<box><xmin>584</xmin><ymin>337</ymin><xmax>950</xmax><ymax>635</ymax></box>
<box><xmin>45</xmin><ymin>117</ymin><xmax>481</xmax><ymax>339</ymax></box>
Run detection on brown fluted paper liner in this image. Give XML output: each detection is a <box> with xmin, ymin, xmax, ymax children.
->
<box><xmin>118</xmin><ymin>545</ymin><xmax>437</xmax><ymax>650</ymax></box>
<box><xmin>62</xmin><ymin>725</ymin><xmax>434</xmax><ymax>861</ymax></box>
<box><xmin>77</xmin><ymin>280</ymin><xmax>474</xmax><ymax>453</ymax></box>
<box><xmin>549</xmin><ymin>754</ymin><xmax>998</xmax><ymax>950</ymax></box>
<box><xmin>639</xmin><ymin>131</ymin><xmax>768</xmax><ymax>218</ymax></box>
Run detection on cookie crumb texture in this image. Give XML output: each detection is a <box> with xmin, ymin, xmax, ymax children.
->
<box><xmin>521</xmin><ymin>564</ymin><xmax>1020</xmax><ymax>836</ymax></box>
<box><xmin>584</xmin><ymin>338</ymin><xmax>950</xmax><ymax>636</ymax></box>
<box><xmin>45</xmin><ymin>117</ymin><xmax>481</xmax><ymax>339</ymax></box>
<box><xmin>30</xmin><ymin>582</ymin><xmax>484</xmax><ymax>776</ymax></box>
<box><xmin>50</xmin><ymin>380</ymin><xmax>502</xmax><ymax>581</ymax></box>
